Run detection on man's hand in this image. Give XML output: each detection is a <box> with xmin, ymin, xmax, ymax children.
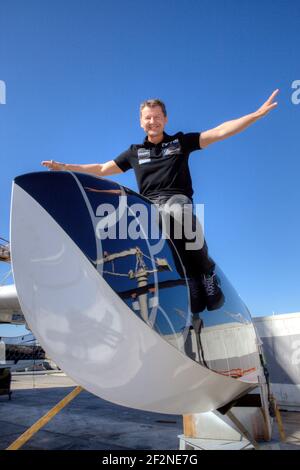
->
<box><xmin>42</xmin><ymin>160</ymin><xmax>65</xmax><ymax>170</ymax></box>
<box><xmin>255</xmin><ymin>89</ymin><xmax>279</xmax><ymax>118</ymax></box>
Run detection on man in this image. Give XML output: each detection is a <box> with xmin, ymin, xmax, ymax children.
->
<box><xmin>42</xmin><ymin>90</ymin><xmax>279</xmax><ymax>312</ymax></box>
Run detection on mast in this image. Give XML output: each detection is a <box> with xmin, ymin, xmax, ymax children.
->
<box><xmin>99</xmin><ymin>247</ymin><xmax>171</xmax><ymax>323</ymax></box>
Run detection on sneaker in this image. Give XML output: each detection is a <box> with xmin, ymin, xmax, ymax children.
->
<box><xmin>201</xmin><ymin>273</ymin><xmax>225</xmax><ymax>311</ymax></box>
<box><xmin>187</xmin><ymin>278</ymin><xmax>207</xmax><ymax>314</ymax></box>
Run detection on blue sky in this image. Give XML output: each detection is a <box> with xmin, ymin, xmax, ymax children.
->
<box><xmin>0</xmin><ymin>0</ymin><xmax>300</xmax><ymax>338</ymax></box>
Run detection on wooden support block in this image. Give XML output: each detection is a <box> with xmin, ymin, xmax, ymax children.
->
<box><xmin>183</xmin><ymin>415</ymin><xmax>196</xmax><ymax>438</ymax></box>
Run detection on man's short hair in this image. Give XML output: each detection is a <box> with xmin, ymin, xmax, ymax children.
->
<box><xmin>140</xmin><ymin>99</ymin><xmax>167</xmax><ymax>117</ymax></box>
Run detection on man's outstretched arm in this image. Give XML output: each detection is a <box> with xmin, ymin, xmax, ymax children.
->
<box><xmin>41</xmin><ymin>159</ymin><xmax>123</xmax><ymax>176</ymax></box>
<box><xmin>199</xmin><ymin>89</ymin><xmax>279</xmax><ymax>149</ymax></box>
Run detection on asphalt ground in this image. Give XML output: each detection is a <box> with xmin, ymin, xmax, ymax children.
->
<box><xmin>0</xmin><ymin>372</ymin><xmax>182</xmax><ymax>450</ymax></box>
<box><xmin>0</xmin><ymin>372</ymin><xmax>299</xmax><ymax>451</ymax></box>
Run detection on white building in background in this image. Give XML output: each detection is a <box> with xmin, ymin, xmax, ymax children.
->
<box><xmin>253</xmin><ymin>312</ymin><xmax>300</xmax><ymax>410</ymax></box>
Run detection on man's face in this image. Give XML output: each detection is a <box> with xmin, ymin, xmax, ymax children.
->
<box><xmin>140</xmin><ymin>105</ymin><xmax>168</xmax><ymax>138</ymax></box>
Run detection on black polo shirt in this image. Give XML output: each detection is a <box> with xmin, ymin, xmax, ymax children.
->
<box><xmin>114</xmin><ymin>132</ymin><xmax>202</xmax><ymax>200</ymax></box>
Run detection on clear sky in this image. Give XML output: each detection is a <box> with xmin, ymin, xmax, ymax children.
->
<box><xmin>0</xmin><ymin>0</ymin><xmax>300</xmax><ymax>338</ymax></box>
